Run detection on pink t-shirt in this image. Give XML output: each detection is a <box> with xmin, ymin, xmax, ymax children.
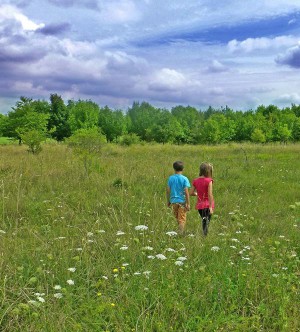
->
<box><xmin>192</xmin><ymin>177</ymin><xmax>214</xmax><ymax>210</ymax></box>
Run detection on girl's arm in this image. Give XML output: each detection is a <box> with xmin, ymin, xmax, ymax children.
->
<box><xmin>208</xmin><ymin>181</ymin><xmax>214</xmax><ymax>214</ymax></box>
<box><xmin>190</xmin><ymin>186</ymin><xmax>197</xmax><ymax>196</ymax></box>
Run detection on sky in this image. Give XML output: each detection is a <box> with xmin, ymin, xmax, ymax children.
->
<box><xmin>1</xmin><ymin>0</ymin><xmax>300</xmax><ymax>114</ymax></box>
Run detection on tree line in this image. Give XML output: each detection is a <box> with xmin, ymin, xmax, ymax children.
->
<box><xmin>0</xmin><ymin>94</ymin><xmax>300</xmax><ymax>146</ymax></box>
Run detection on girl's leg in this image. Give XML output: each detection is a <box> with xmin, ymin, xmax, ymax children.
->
<box><xmin>198</xmin><ymin>208</ymin><xmax>211</xmax><ymax>235</ymax></box>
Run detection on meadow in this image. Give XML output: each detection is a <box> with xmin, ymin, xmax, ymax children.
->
<box><xmin>0</xmin><ymin>142</ymin><xmax>299</xmax><ymax>331</ymax></box>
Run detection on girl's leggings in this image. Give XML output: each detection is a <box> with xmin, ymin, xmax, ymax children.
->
<box><xmin>198</xmin><ymin>208</ymin><xmax>212</xmax><ymax>235</ymax></box>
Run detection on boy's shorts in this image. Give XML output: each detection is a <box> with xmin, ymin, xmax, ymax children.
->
<box><xmin>171</xmin><ymin>203</ymin><xmax>187</xmax><ymax>225</ymax></box>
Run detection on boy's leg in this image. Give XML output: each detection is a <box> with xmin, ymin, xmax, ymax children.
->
<box><xmin>174</xmin><ymin>204</ymin><xmax>187</xmax><ymax>234</ymax></box>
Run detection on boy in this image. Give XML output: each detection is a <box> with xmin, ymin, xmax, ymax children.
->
<box><xmin>166</xmin><ymin>161</ymin><xmax>191</xmax><ymax>234</ymax></box>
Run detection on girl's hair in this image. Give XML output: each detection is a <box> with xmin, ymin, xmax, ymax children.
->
<box><xmin>199</xmin><ymin>162</ymin><xmax>213</xmax><ymax>177</ymax></box>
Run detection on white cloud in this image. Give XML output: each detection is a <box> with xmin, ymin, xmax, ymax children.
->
<box><xmin>275</xmin><ymin>43</ymin><xmax>300</xmax><ymax>68</ymax></box>
<box><xmin>228</xmin><ymin>36</ymin><xmax>300</xmax><ymax>53</ymax></box>
<box><xmin>0</xmin><ymin>4</ymin><xmax>44</xmax><ymax>31</ymax></box>
<box><xmin>99</xmin><ymin>0</ymin><xmax>141</xmax><ymax>24</ymax></box>
<box><xmin>148</xmin><ymin>68</ymin><xmax>187</xmax><ymax>92</ymax></box>
<box><xmin>205</xmin><ymin>60</ymin><xmax>229</xmax><ymax>73</ymax></box>
<box><xmin>275</xmin><ymin>93</ymin><xmax>300</xmax><ymax>104</ymax></box>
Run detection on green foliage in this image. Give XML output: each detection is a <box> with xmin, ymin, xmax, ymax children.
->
<box><xmin>2</xmin><ymin>96</ymin><xmax>300</xmax><ymax>145</ymax></box>
<box><xmin>2</xmin><ymin>97</ymin><xmax>49</xmax><ymax>144</ymax></box>
<box><xmin>251</xmin><ymin>128</ymin><xmax>266</xmax><ymax>143</ymax></box>
<box><xmin>119</xmin><ymin>133</ymin><xmax>140</xmax><ymax>146</ymax></box>
<box><xmin>48</xmin><ymin>94</ymin><xmax>71</xmax><ymax>141</ymax></box>
<box><xmin>98</xmin><ymin>106</ymin><xmax>127</xmax><ymax>142</ymax></box>
<box><xmin>67</xmin><ymin>127</ymin><xmax>106</xmax><ymax>175</ymax></box>
<box><xmin>19</xmin><ymin>129</ymin><xmax>46</xmax><ymax>154</ymax></box>
<box><xmin>68</xmin><ymin>100</ymin><xmax>100</xmax><ymax>133</ymax></box>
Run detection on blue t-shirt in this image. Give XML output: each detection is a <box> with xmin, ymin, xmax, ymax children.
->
<box><xmin>168</xmin><ymin>174</ymin><xmax>191</xmax><ymax>204</ymax></box>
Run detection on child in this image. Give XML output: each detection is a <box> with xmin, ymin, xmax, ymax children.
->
<box><xmin>166</xmin><ymin>161</ymin><xmax>191</xmax><ymax>234</ymax></box>
<box><xmin>190</xmin><ymin>162</ymin><xmax>214</xmax><ymax>236</ymax></box>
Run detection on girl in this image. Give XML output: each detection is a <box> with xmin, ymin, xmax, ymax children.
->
<box><xmin>190</xmin><ymin>162</ymin><xmax>214</xmax><ymax>235</ymax></box>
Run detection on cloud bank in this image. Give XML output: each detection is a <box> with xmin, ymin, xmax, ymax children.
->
<box><xmin>1</xmin><ymin>1</ymin><xmax>300</xmax><ymax>113</ymax></box>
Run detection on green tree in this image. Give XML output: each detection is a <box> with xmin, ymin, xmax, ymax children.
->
<box><xmin>0</xmin><ymin>114</ymin><xmax>8</xmax><ymax>136</ymax></box>
<box><xmin>99</xmin><ymin>106</ymin><xmax>127</xmax><ymax>142</ymax></box>
<box><xmin>19</xmin><ymin>129</ymin><xmax>46</xmax><ymax>154</ymax></box>
<box><xmin>67</xmin><ymin>128</ymin><xmax>106</xmax><ymax>176</ymax></box>
<box><xmin>292</xmin><ymin>118</ymin><xmax>300</xmax><ymax>141</ymax></box>
<box><xmin>3</xmin><ymin>97</ymin><xmax>49</xmax><ymax>144</ymax></box>
<box><xmin>251</xmin><ymin>128</ymin><xmax>266</xmax><ymax>143</ymax></box>
<box><xmin>68</xmin><ymin>100</ymin><xmax>100</xmax><ymax>133</ymax></box>
<box><xmin>201</xmin><ymin>118</ymin><xmax>221</xmax><ymax>144</ymax></box>
<box><xmin>49</xmin><ymin>94</ymin><xmax>71</xmax><ymax>141</ymax></box>
<box><xmin>127</xmin><ymin>102</ymin><xmax>161</xmax><ymax>140</ymax></box>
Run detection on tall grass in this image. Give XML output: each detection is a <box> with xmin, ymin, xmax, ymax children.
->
<box><xmin>0</xmin><ymin>143</ymin><xmax>299</xmax><ymax>331</ymax></box>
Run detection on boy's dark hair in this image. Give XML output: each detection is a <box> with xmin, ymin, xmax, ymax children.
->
<box><xmin>173</xmin><ymin>161</ymin><xmax>184</xmax><ymax>171</ymax></box>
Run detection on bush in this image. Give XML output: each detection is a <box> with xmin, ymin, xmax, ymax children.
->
<box><xmin>67</xmin><ymin>128</ymin><xmax>106</xmax><ymax>154</ymax></box>
<box><xmin>119</xmin><ymin>133</ymin><xmax>140</xmax><ymax>146</ymax></box>
<box><xmin>19</xmin><ymin>130</ymin><xmax>46</xmax><ymax>154</ymax></box>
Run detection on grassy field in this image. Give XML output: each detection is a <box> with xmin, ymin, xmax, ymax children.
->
<box><xmin>0</xmin><ymin>142</ymin><xmax>299</xmax><ymax>331</ymax></box>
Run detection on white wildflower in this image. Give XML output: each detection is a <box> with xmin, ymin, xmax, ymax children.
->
<box><xmin>134</xmin><ymin>272</ymin><xmax>141</xmax><ymax>276</ymax></box>
<box><xmin>231</xmin><ymin>238</ymin><xmax>239</xmax><ymax>243</ymax></box>
<box><xmin>147</xmin><ymin>255</ymin><xmax>155</xmax><ymax>259</ymax></box>
<box><xmin>102</xmin><ymin>276</ymin><xmax>108</xmax><ymax>280</ymax></box>
<box><xmin>175</xmin><ymin>261</ymin><xmax>184</xmax><ymax>266</ymax></box>
<box><xmin>135</xmin><ymin>225</ymin><xmax>148</xmax><ymax>231</ymax></box>
<box><xmin>166</xmin><ymin>231</ymin><xmax>177</xmax><ymax>236</ymax></box>
<box><xmin>177</xmin><ymin>256</ymin><xmax>187</xmax><ymax>261</ymax></box>
<box><xmin>156</xmin><ymin>254</ymin><xmax>167</xmax><ymax>260</ymax></box>
<box><xmin>211</xmin><ymin>246</ymin><xmax>220</xmax><ymax>252</ymax></box>
<box><xmin>67</xmin><ymin>279</ymin><xmax>74</xmax><ymax>285</ymax></box>
<box><xmin>143</xmin><ymin>246</ymin><xmax>153</xmax><ymax>251</ymax></box>
<box><xmin>120</xmin><ymin>245</ymin><xmax>128</xmax><ymax>250</ymax></box>
<box><xmin>143</xmin><ymin>271</ymin><xmax>151</xmax><ymax>278</ymax></box>
<box><xmin>54</xmin><ymin>293</ymin><xmax>63</xmax><ymax>299</ymax></box>
<box><xmin>37</xmin><ymin>297</ymin><xmax>45</xmax><ymax>303</ymax></box>
<box><xmin>230</xmin><ymin>245</ymin><xmax>237</xmax><ymax>249</ymax></box>
<box><xmin>116</xmin><ymin>231</ymin><xmax>125</xmax><ymax>236</ymax></box>
<box><xmin>67</xmin><ymin>267</ymin><xmax>76</xmax><ymax>272</ymax></box>
<box><xmin>54</xmin><ymin>285</ymin><xmax>62</xmax><ymax>290</ymax></box>
<box><xmin>87</xmin><ymin>232</ymin><xmax>93</xmax><ymax>237</ymax></box>
<box><xmin>166</xmin><ymin>248</ymin><xmax>176</xmax><ymax>252</ymax></box>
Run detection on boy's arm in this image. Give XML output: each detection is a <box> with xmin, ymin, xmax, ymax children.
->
<box><xmin>184</xmin><ymin>187</ymin><xmax>190</xmax><ymax>211</ymax></box>
<box><xmin>166</xmin><ymin>186</ymin><xmax>171</xmax><ymax>207</ymax></box>
<box><xmin>208</xmin><ymin>181</ymin><xmax>214</xmax><ymax>214</ymax></box>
